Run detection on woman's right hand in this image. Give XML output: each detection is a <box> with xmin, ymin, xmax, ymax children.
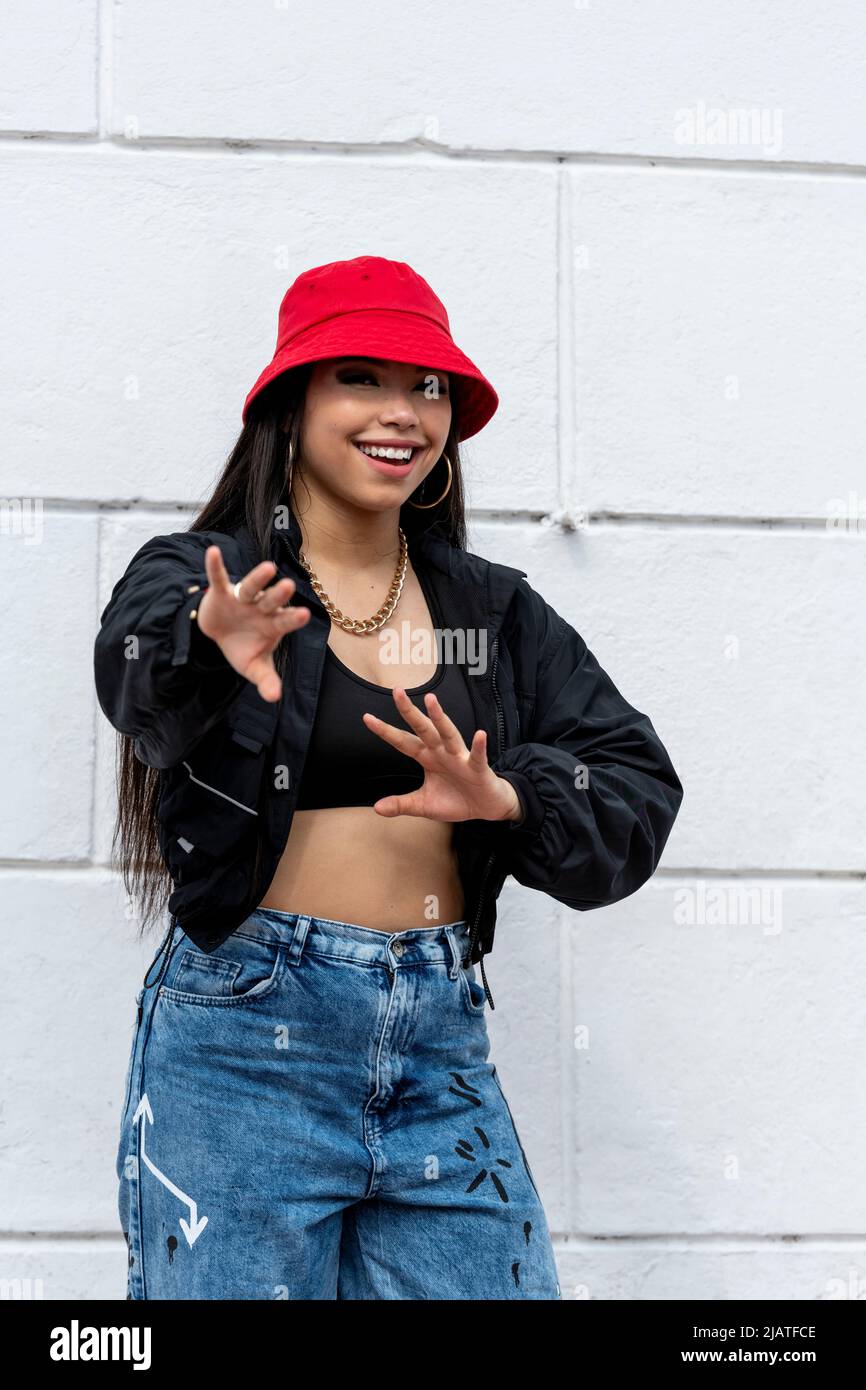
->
<box><xmin>194</xmin><ymin>545</ymin><xmax>311</xmax><ymax>703</ymax></box>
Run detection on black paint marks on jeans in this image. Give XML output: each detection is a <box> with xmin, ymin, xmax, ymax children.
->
<box><xmin>454</xmin><ymin>1129</ymin><xmax>513</xmax><ymax>1201</ymax></box>
<box><xmin>489</xmin><ymin>1171</ymin><xmax>508</xmax><ymax>1201</ymax></box>
<box><xmin>455</xmin><ymin>1124</ymin><xmax>489</xmax><ymax>1155</ymax></box>
<box><xmin>448</xmin><ymin>1070</ymin><xmax>482</xmax><ymax>1106</ymax></box>
<box><xmin>510</xmin><ymin>1224</ymin><xmax>532</xmax><ymax>1288</ymax></box>
<box><xmin>167</xmin><ymin>1234</ymin><xmax>178</xmax><ymax>1264</ymax></box>
<box><xmin>448</xmin><ymin>1069</ymin><xmax>515</xmax><ymax>1201</ymax></box>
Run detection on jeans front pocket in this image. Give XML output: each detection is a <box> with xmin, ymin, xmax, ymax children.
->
<box><xmin>157</xmin><ymin>924</ymin><xmax>285</xmax><ymax>1006</ymax></box>
<box><xmin>458</xmin><ymin>961</ymin><xmax>488</xmax><ymax>1016</ymax></box>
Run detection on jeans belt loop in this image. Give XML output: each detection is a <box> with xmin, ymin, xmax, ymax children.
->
<box><xmin>287</xmin><ymin>914</ymin><xmax>312</xmax><ymax>967</ymax></box>
<box><xmin>443</xmin><ymin>924</ymin><xmax>462</xmax><ymax>980</ymax></box>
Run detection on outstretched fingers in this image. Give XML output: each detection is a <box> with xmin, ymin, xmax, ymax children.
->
<box><xmin>362</xmin><ymin>708</ymin><xmax>426</xmax><ymax>758</ymax></box>
<box><xmin>421</xmin><ymin>690</ymin><xmax>469</xmax><ymax>756</ymax></box>
<box><xmin>467</xmin><ymin>727</ymin><xmax>489</xmax><ymax>766</ymax></box>
<box><xmin>204</xmin><ymin>547</ymin><xmax>277</xmax><ymax>601</ymax></box>
<box><xmin>204</xmin><ymin>544</ymin><xmax>234</xmax><ymax>593</ymax></box>
<box><xmin>267</xmin><ymin>602</ymin><xmax>310</xmax><ymax>635</ymax></box>
<box><xmin>385</xmin><ymin>687</ymin><xmax>444</xmax><ymax>751</ymax></box>
<box><xmin>255</xmin><ymin>576</ymin><xmax>296</xmax><ymax>614</ymax></box>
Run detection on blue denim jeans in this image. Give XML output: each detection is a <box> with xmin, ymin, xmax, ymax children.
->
<box><xmin>116</xmin><ymin>907</ymin><xmax>561</xmax><ymax>1301</ymax></box>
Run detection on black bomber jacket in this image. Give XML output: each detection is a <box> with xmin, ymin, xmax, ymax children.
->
<box><xmin>93</xmin><ymin>503</ymin><xmax>684</xmax><ymax>1009</ymax></box>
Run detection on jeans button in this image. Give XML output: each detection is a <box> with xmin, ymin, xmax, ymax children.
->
<box><xmin>392</xmin><ymin>941</ymin><xmax>404</xmax><ymax>957</ymax></box>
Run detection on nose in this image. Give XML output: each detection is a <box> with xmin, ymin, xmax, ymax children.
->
<box><xmin>377</xmin><ymin>387</ymin><xmax>421</xmax><ymax>425</ymax></box>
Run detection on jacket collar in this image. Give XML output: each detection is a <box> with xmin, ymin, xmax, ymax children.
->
<box><xmin>414</xmin><ymin>526</ymin><xmax>528</xmax><ymax>638</ymax></box>
<box><xmin>236</xmin><ymin>502</ymin><xmax>528</xmax><ymax>639</ymax></box>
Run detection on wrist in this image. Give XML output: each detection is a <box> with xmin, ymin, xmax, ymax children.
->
<box><xmin>495</xmin><ymin>775</ymin><xmax>525</xmax><ymax>824</ymax></box>
<box><xmin>187</xmin><ymin>587</ymin><xmax>230</xmax><ymax>671</ymax></box>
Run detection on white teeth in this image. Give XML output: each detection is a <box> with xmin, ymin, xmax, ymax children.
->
<box><xmin>356</xmin><ymin>444</ymin><xmax>415</xmax><ymax>461</ymax></box>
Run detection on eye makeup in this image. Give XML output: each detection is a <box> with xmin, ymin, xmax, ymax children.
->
<box><xmin>335</xmin><ymin>361</ymin><xmax>450</xmax><ymax>393</ymax></box>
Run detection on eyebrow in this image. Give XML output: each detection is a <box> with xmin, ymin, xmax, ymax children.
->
<box><xmin>335</xmin><ymin>356</ymin><xmax>449</xmax><ymax>374</ymax></box>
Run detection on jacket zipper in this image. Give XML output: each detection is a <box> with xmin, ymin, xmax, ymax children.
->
<box><xmin>465</xmin><ymin>634</ymin><xmax>503</xmax><ymax>1010</ymax></box>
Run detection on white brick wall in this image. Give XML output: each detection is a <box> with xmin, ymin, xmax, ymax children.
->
<box><xmin>2</xmin><ymin>0</ymin><xmax>864</xmax><ymax>1303</ymax></box>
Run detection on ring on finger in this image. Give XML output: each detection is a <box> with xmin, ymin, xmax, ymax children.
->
<box><xmin>232</xmin><ymin>580</ymin><xmax>263</xmax><ymax>603</ymax></box>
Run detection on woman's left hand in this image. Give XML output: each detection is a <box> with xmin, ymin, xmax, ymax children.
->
<box><xmin>362</xmin><ymin>689</ymin><xmax>522</xmax><ymax>823</ymax></box>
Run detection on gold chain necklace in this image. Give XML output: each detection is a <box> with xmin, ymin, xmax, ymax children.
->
<box><xmin>298</xmin><ymin>528</ymin><xmax>409</xmax><ymax>634</ymax></box>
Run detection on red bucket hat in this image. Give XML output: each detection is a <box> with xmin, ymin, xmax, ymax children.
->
<box><xmin>242</xmin><ymin>255</ymin><xmax>498</xmax><ymax>441</ymax></box>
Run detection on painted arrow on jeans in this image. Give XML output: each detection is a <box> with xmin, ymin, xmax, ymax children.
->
<box><xmin>133</xmin><ymin>1094</ymin><xmax>209</xmax><ymax>1247</ymax></box>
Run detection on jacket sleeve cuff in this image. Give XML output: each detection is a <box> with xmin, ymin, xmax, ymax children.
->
<box><xmin>491</xmin><ymin>767</ymin><xmax>547</xmax><ymax>836</ymax></box>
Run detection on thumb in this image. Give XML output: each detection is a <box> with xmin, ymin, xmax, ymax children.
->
<box><xmin>246</xmin><ymin>653</ymin><xmax>281</xmax><ymax>703</ymax></box>
<box><xmin>372</xmin><ymin>793</ymin><xmax>423</xmax><ymax>818</ymax></box>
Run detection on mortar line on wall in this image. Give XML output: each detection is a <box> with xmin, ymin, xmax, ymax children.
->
<box><xmin>551</xmin><ymin>1232</ymin><xmax>866</xmax><ymax>1244</ymax></box>
<box><xmin>583</xmin><ymin>511</ymin><xmax>865</xmax><ymax>532</ymax></box>
<box><xmin>96</xmin><ymin>0</ymin><xmax>113</xmax><ymax>139</ymax></box>
<box><xmin>556</xmin><ymin>160</ymin><xmax>575</xmax><ymax>512</ymax></box>
<box><xmin>24</xmin><ymin>499</ymin><xmax>864</xmax><ymax>534</ymax></box>
<box><xmin>3</xmin><ymin>132</ymin><xmax>866</xmax><ymax>180</ymax></box>
<box><xmin>558</xmin><ymin>904</ymin><xmax>576</xmax><ymax>1237</ymax></box>
<box><xmin>3</xmin><ymin>1227</ymin><xmax>866</xmax><ymax>1245</ymax></box>
<box><xmin>655</xmin><ymin>867</ymin><xmax>866</xmax><ymax>882</ymax></box>
<box><xmin>86</xmin><ymin>512</ymin><xmax>103</xmax><ymax>864</ymax></box>
<box><xmin>1</xmin><ymin>862</ymin><xmax>863</xmax><ymax>883</ymax></box>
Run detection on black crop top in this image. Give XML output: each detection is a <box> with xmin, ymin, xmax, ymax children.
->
<box><xmin>295</xmin><ymin>564</ymin><xmax>477</xmax><ymax>810</ymax></box>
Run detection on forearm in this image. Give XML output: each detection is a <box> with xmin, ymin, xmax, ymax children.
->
<box><xmin>94</xmin><ymin>534</ymin><xmax>247</xmax><ymax>767</ymax></box>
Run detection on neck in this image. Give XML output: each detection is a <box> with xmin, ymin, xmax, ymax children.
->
<box><xmin>291</xmin><ymin>485</ymin><xmax>403</xmax><ymax>578</ymax></box>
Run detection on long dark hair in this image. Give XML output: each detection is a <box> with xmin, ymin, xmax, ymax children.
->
<box><xmin>112</xmin><ymin>365</ymin><xmax>471</xmax><ymax>941</ymax></box>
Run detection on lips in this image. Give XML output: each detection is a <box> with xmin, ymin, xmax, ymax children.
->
<box><xmin>353</xmin><ymin>441</ymin><xmax>423</xmax><ymax>461</ymax></box>
<box><xmin>352</xmin><ymin>442</ymin><xmax>422</xmax><ymax>468</ymax></box>
<box><xmin>353</xmin><ymin>443</ymin><xmax>419</xmax><ymax>477</ymax></box>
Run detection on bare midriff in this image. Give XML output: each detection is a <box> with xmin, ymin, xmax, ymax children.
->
<box><xmin>258</xmin><ymin>564</ymin><xmax>467</xmax><ymax>933</ymax></box>
<box><xmin>259</xmin><ymin>809</ymin><xmax>465</xmax><ymax>931</ymax></box>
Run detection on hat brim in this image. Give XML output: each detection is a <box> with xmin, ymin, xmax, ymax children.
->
<box><xmin>241</xmin><ymin>308</ymin><xmax>498</xmax><ymax>441</ymax></box>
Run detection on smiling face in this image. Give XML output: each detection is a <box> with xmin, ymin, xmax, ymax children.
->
<box><xmin>293</xmin><ymin>356</ymin><xmax>453</xmax><ymax>511</ymax></box>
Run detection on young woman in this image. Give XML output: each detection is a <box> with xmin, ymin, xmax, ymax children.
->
<box><xmin>96</xmin><ymin>255</ymin><xmax>683</xmax><ymax>1301</ymax></box>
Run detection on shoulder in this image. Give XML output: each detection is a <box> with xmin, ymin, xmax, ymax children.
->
<box><xmin>498</xmin><ymin>569</ymin><xmax>589</xmax><ymax>689</ymax></box>
<box><xmin>443</xmin><ymin>538</ymin><xmax>581</xmax><ymax>652</ymax></box>
<box><xmin>491</xmin><ymin>561</ymin><xmax>572</xmax><ymax>636</ymax></box>
<box><xmin>124</xmin><ymin>524</ymin><xmax>252</xmax><ymax>573</ymax></box>
<box><xmin>445</xmin><ymin>539</ymin><xmax>585</xmax><ymax>680</ymax></box>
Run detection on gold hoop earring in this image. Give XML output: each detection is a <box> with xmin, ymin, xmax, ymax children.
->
<box><xmin>407</xmin><ymin>453</ymin><xmax>453</xmax><ymax>509</ymax></box>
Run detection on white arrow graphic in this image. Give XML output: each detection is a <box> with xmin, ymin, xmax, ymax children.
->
<box><xmin>133</xmin><ymin>1094</ymin><xmax>209</xmax><ymax>1247</ymax></box>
